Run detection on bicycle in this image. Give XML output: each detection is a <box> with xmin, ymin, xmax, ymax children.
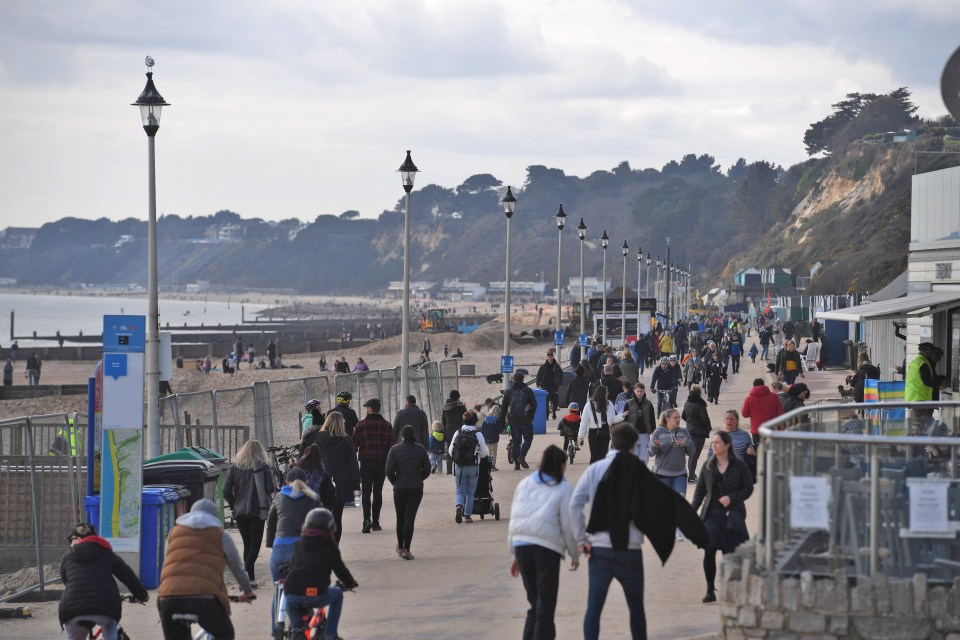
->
<box><xmin>77</xmin><ymin>593</ymin><xmax>143</xmax><ymax>640</ymax></box>
<box><xmin>268</xmin><ymin>444</ymin><xmax>300</xmax><ymax>490</ymax></box>
<box><xmin>171</xmin><ymin>594</ymin><xmax>255</xmax><ymax>640</ymax></box>
<box><xmin>273</xmin><ymin>569</ymin><xmax>354</xmax><ymax>640</ymax></box>
<box><xmin>654</xmin><ymin>388</ymin><xmax>674</xmax><ymax>417</ymax></box>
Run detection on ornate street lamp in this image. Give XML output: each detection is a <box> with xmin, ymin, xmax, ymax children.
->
<box><xmin>621</xmin><ymin>240</ymin><xmax>628</xmax><ymax>345</ymax></box>
<box><xmin>601</xmin><ymin>230</ymin><xmax>609</xmax><ymax>344</ymax></box>
<box><xmin>577</xmin><ymin>218</ymin><xmax>587</xmax><ymax>337</ymax></box>
<box><xmin>502</xmin><ymin>187</ymin><xmax>517</xmax><ymax>391</ymax></box>
<box><xmin>554</xmin><ymin>205</ymin><xmax>566</xmax><ymax>356</ymax></box>
<box><xmin>397</xmin><ymin>150</ymin><xmax>418</xmax><ymax>400</ymax></box>
<box><xmin>133</xmin><ymin>56</ymin><xmax>169</xmax><ymax>458</ymax></box>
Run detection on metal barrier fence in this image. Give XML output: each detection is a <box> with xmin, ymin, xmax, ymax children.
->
<box><xmin>757</xmin><ymin>400</ymin><xmax>960</xmax><ymax>583</ymax></box>
<box><xmin>0</xmin><ymin>412</ymin><xmax>85</xmax><ymax>598</ymax></box>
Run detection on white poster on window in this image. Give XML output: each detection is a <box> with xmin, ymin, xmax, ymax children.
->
<box><xmin>907</xmin><ymin>478</ymin><xmax>950</xmax><ymax>534</ymax></box>
<box><xmin>789</xmin><ymin>476</ymin><xmax>831</xmax><ymax>530</ymax></box>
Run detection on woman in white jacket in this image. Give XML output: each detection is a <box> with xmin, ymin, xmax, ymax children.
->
<box><xmin>577</xmin><ymin>386</ymin><xmax>625</xmax><ymax>463</ymax></box>
<box><xmin>508</xmin><ymin>445</ymin><xmax>580</xmax><ymax>640</ymax></box>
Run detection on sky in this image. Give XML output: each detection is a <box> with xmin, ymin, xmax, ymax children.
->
<box><xmin>1</xmin><ymin>0</ymin><xmax>958</xmax><ymax>228</ymax></box>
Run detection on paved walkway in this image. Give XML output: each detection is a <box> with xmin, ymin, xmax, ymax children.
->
<box><xmin>2</xmin><ymin>355</ymin><xmax>850</xmax><ymax>639</ymax></box>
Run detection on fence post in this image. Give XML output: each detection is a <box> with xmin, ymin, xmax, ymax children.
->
<box><xmin>764</xmin><ymin>437</ymin><xmax>774</xmax><ymax>573</ymax></box>
<box><xmin>24</xmin><ymin>417</ymin><xmax>45</xmax><ymax>593</ymax></box>
<box><xmin>210</xmin><ymin>390</ymin><xmax>220</xmax><ymax>453</ymax></box>
<box><xmin>869</xmin><ymin>443</ymin><xmax>879</xmax><ymax>576</ymax></box>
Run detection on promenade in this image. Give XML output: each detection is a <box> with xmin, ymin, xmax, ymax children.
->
<box><xmin>0</xmin><ymin>352</ymin><xmax>849</xmax><ymax>640</ymax></box>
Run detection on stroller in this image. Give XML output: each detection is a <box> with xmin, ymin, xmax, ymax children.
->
<box><xmin>472</xmin><ymin>457</ymin><xmax>501</xmax><ymax>520</ymax></box>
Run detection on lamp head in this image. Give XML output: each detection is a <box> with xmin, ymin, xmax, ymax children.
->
<box><xmin>621</xmin><ymin>240</ymin><xmax>628</xmax><ymax>256</ymax></box>
<box><xmin>555</xmin><ymin>204</ymin><xmax>567</xmax><ymax>230</ymax></box>
<box><xmin>502</xmin><ymin>186</ymin><xmax>517</xmax><ymax>218</ymax></box>
<box><xmin>576</xmin><ymin>218</ymin><xmax>586</xmax><ymax>240</ymax></box>
<box><xmin>398</xmin><ymin>150</ymin><xmax>419</xmax><ymax>194</ymax></box>
<box><xmin>132</xmin><ymin>56</ymin><xmax>169</xmax><ymax>136</ymax></box>
<box><xmin>645</xmin><ymin>252</ymin><xmax>651</xmax><ymax>265</ymax></box>
<box><xmin>601</xmin><ymin>230</ymin><xmax>609</xmax><ymax>249</ymax></box>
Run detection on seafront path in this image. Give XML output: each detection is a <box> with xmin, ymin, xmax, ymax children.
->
<box><xmin>0</xmin><ymin>354</ymin><xmax>848</xmax><ymax>640</ymax></box>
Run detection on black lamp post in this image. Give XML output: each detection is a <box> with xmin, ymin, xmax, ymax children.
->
<box><xmin>577</xmin><ymin>219</ymin><xmax>587</xmax><ymax>336</ymax></box>
<box><xmin>555</xmin><ymin>205</ymin><xmax>566</xmax><ymax>352</ymax></box>
<box><xmin>398</xmin><ymin>150</ymin><xmax>418</xmax><ymax>400</ymax></box>
<box><xmin>502</xmin><ymin>187</ymin><xmax>517</xmax><ymax>391</ymax></box>
<box><xmin>132</xmin><ymin>56</ymin><xmax>169</xmax><ymax>458</ymax></box>
<box><xmin>600</xmin><ymin>230</ymin><xmax>609</xmax><ymax>344</ymax></box>
<box><xmin>621</xmin><ymin>241</ymin><xmax>628</xmax><ymax>344</ymax></box>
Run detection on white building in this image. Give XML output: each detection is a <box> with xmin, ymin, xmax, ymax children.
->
<box><xmin>818</xmin><ymin>165</ymin><xmax>960</xmax><ymax>389</ymax></box>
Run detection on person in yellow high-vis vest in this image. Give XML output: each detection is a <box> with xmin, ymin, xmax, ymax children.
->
<box><xmin>905</xmin><ymin>342</ymin><xmax>945</xmax><ymax>416</ymax></box>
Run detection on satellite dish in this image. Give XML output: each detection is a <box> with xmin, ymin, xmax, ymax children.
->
<box><xmin>942</xmin><ymin>45</ymin><xmax>960</xmax><ymax>122</ymax></box>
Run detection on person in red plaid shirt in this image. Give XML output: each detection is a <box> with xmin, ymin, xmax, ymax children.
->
<box><xmin>353</xmin><ymin>398</ymin><xmax>395</xmax><ymax>534</ymax></box>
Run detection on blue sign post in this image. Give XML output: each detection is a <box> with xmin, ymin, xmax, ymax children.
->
<box><xmin>553</xmin><ymin>330</ymin><xmax>564</xmax><ymax>346</ymax></box>
<box><xmin>579</xmin><ymin>333</ymin><xmax>589</xmax><ymax>347</ymax></box>
<box><xmin>501</xmin><ymin>355</ymin><xmax>515</xmax><ymax>374</ymax></box>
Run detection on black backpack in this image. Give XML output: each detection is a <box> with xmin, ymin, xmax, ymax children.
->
<box><xmin>508</xmin><ymin>387</ymin><xmax>531</xmax><ymax>421</ymax></box>
<box><xmin>451</xmin><ymin>429</ymin><xmax>479</xmax><ymax>466</ymax></box>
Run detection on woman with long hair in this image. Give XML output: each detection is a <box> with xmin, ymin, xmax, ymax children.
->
<box><xmin>691</xmin><ymin>430</ymin><xmax>753</xmax><ymax>603</ymax></box>
<box><xmin>223</xmin><ymin>438</ymin><xmax>273</xmax><ymax>587</ymax></box>
<box><xmin>649</xmin><ymin>408</ymin><xmax>696</xmax><ymax>541</ymax></box>
<box><xmin>576</xmin><ymin>385</ymin><xmax>624</xmax><ymax>463</ymax></box>
<box><xmin>315</xmin><ymin>412</ymin><xmax>360</xmax><ymax>541</ymax></box>
<box><xmin>508</xmin><ymin>445</ymin><xmax>580</xmax><ymax>640</ymax></box>
<box><xmin>681</xmin><ymin>384</ymin><xmax>712</xmax><ymax>483</ymax></box>
<box><xmin>385</xmin><ymin>425</ymin><xmax>431</xmax><ymax>559</ymax></box>
<box><xmin>296</xmin><ymin>444</ymin><xmax>337</xmax><ymax>508</ymax></box>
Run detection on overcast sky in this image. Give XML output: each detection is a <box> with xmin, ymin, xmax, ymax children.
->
<box><xmin>1</xmin><ymin>0</ymin><xmax>958</xmax><ymax>228</ymax></box>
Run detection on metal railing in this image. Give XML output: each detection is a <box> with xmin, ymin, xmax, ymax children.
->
<box><xmin>0</xmin><ymin>412</ymin><xmax>85</xmax><ymax>599</ymax></box>
<box><xmin>757</xmin><ymin>400</ymin><xmax>960</xmax><ymax>582</ymax></box>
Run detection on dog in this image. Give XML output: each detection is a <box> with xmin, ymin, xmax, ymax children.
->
<box><xmin>486</xmin><ymin>373</ymin><xmax>504</xmax><ymax>384</ymax></box>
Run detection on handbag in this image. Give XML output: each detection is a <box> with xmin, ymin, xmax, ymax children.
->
<box><xmin>726</xmin><ymin>509</ymin><xmax>746</xmax><ymax>532</ymax></box>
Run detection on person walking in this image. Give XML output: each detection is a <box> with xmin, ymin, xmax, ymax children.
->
<box><xmin>624</xmin><ymin>383</ymin><xmax>656</xmax><ymax>463</ymax></box>
<box><xmin>536</xmin><ymin>351</ymin><xmax>564</xmax><ymax>420</ymax></box>
<box><xmin>295</xmin><ymin>444</ymin><xmax>337</xmax><ymax>507</ymax></box>
<box><xmin>691</xmin><ymin>430</ymin><xmax>753</xmax><ymax>603</ymax></box>
<box><xmin>649</xmin><ymin>408</ymin><xmax>696</xmax><ymax>541</ymax></box>
<box><xmin>705</xmin><ymin>351</ymin><xmax>726</xmax><ymax>405</ymax></box>
<box><xmin>449</xmin><ymin>411</ymin><xmax>489</xmax><ymax>523</ymax></box>
<box><xmin>775</xmin><ymin>340</ymin><xmax>805</xmax><ymax>385</ymax></box>
<box><xmin>353</xmin><ymin>398</ymin><xmax>394</xmax><ymax>534</ymax></box>
<box><xmin>441</xmin><ymin>390</ymin><xmax>467</xmax><ymax>474</ymax></box>
<box><xmin>619</xmin><ymin>348</ymin><xmax>639</xmax><ymax>387</ymax></box>
<box><xmin>223</xmin><ymin>439</ymin><xmax>273</xmax><ymax>587</ymax></box>
<box><xmin>385</xmin><ymin>425</ymin><xmax>431</xmax><ymax>559</ymax></box>
<box><xmin>502</xmin><ymin>371</ymin><xmax>537</xmax><ymax>470</ymax></box>
<box><xmin>315</xmin><ymin>412</ymin><xmax>361</xmax><ymax>542</ymax></box>
<box><xmin>508</xmin><ymin>445</ymin><xmax>580</xmax><ymax>640</ymax></box>
<box><xmin>564</xmin><ymin>365</ymin><xmax>591</xmax><ymax>409</ymax></box>
<box><xmin>570</xmin><ymin>424</ymin><xmax>709</xmax><ymax>640</ymax></box>
<box><xmin>26</xmin><ymin>352</ymin><xmax>41</xmax><ymax>386</ymax></box>
<box><xmin>330</xmin><ymin>390</ymin><xmax>360</xmax><ymax>436</ymax></box>
<box><xmin>481</xmin><ymin>407</ymin><xmax>503</xmax><ymax>471</ymax></box>
<box><xmin>577</xmin><ymin>386</ymin><xmax>624</xmax><ymax>464</ymax></box>
<box><xmin>3</xmin><ymin>359</ymin><xmax>12</xmax><ymax>386</ymax></box>
<box><xmin>392</xmin><ymin>394</ymin><xmax>429</xmax><ymax>446</ymax></box>
<box><xmin>741</xmin><ymin>377</ymin><xmax>783</xmax><ymax>449</ymax></box>
<box><xmin>681</xmin><ymin>385</ymin><xmax>712</xmax><ymax>483</ymax></box>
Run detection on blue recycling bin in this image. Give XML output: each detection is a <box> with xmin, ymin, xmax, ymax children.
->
<box><xmin>84</xmin><ymin>488</ymin><xmax>172</xmax><ymax>590</ymax></box>
<box><xmin>532</xmin><ymin>388</ymin><xmax>548</xmax><ymax>434</ymax></box>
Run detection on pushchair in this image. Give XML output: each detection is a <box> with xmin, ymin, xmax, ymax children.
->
<box><xmin>472</xmin><ymin>457</ymin><xmax>501</xmax><ymax>520</ymax></box>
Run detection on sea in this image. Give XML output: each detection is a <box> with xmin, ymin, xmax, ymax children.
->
<box><xmin>0</xmin><ymin>293</ymin><xmax>269</xmax><ymax>347</ymax></box>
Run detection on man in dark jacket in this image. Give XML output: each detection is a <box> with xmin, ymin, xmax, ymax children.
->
<box><xmin>599</xmin><ymin>364</ymin><xmax>622</xmax><ymax>405</ymax></box>
<box><xmin>330</xmin><ymin>391</ymin><xmax>360</xmax><ymax>436</ymax></box>
<box><xmin>441</xmin><ymin>390</ymin><xmax>466</xmax><ymax>474</ymax></box>
<box><xmin>392</xmin><ymin>394</ymin><xmax>429</xmax><ymax>446</ymax></box>
<box><xmin>625</xmin><ymin>383</ymin><xmax>657</xmax><ymax>462</ymax></box>
<box><xmin>352</xmin><ymin>398</ymin><xmax>395</xmax><ymax>533</ymax></box>
<box><xmin>59</xmin><ymin>522</ymin><xmax>149</xmax><ymax>639</ymax></box>
<box><xmin>501</xmin><ymin>371</ymin><xmax>537</xmax><ymax>470</ymax></box>
<box><xmin>536</xmin><ymin>351</ymin><xmax>564</xmax><ymax>420</ymax></box>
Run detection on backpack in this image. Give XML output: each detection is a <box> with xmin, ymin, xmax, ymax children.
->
<box><xmin>451</xmin><ymin>429</ymin><xmax>479</xmax><ymax>466</ymax></box>
<box><xmin>508</xmin><ymin>387</ymin><xmax>531</xmax><ymax>421</ymax></box>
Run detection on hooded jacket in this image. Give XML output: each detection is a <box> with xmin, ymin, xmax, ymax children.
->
<box><xmin>316</xmin><ymin>431</ymin><xmax>361</xmax><ymax>504</ymax></box>
<box><xmin>59</xmin><ymin>536</ymin><xmax>148</xmax><ymax>626</ymax></box>
<box><xmin>159</xmin><ymin>499</ymin><xmax>251</xmax><ymax>613</ymax></box>
<box><xmin>283</xmin><ymin>533</ymin><xmax>357</xmax><ymax>597</ymax></box>
<box><xmin>741</xmin><ymin>385</ymin><xmax>784</xmax><ymax>435</ymax></box>
<box><xmin>266</xmin><ymin>484</ymin><xmax>322</xmax><ymax>546</ymax></box>
<box><xmin>681</xmin><ymin>394</ymin><xmax>712</xmax><ymax>438</ymax></box>
<box><xmin>441</xmin><ymin>397</ymin><xmax>467</xmax><ymax>440</ymax></box>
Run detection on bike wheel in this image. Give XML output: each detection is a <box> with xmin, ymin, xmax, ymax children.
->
<box><xmin>494</xmin><ymin>503</ymin><xmax>501</xmax><ymax>521</ymax></box>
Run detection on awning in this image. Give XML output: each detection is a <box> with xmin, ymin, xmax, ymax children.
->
<box><xmin>816</xmin><ymin>291</ymin><xmax>960</xmax><ymax>322</ymax></box>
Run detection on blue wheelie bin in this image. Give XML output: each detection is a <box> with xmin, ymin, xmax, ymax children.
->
<box><xmin>532</xmin><ymin>388</ymin><xmax>548</xmax><ymax>434</ymax></box>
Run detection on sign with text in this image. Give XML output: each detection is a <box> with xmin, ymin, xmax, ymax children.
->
<box><xmin>501</xmin><ymin>355</ymin><xmax>514</xmax><ymax>374</ymax></box>
<box><xmin>589</xmin><ymin>297</ymin><xmax>656</xmax><ymax>313</ymax></box>
<box><xmin>789</xmin><ymin>476</ymin><xmax>830</xmax><ymax>530</ymax></box>
<box><xmin>554</xmin><ymin>330</ymin><xmax>564</xmax><ymax>346</ymax></box>
<box><xmin>579</xmin><ymin>333</ymin><xmax>589</xmax><ymax>347</ymax></box>
<box><xmin>907</xmin><ymin>478</ymin><xmax>951</xmax><ymax>534</ymax></box>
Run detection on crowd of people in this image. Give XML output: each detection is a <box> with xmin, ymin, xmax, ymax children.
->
<box><xmin>61</xmin><ymin>310</ymin><xmax>853</xmax><ymax>640</ymax></box>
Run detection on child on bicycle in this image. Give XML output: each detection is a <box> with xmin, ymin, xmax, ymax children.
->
<box><xmin>59</xmin><ymin>522</ymin><xmax>149</xmax><ymax>640</ymax></box>
<box><xmin>428</xmin><ymin>420</ymin><xmax>445</xmax><ymax>474</ymax></box>
<box><xmin>283</xmin><ymin>507</ymin><xmax>359</xmax><ymax>640</ymax></box>
<box><xmin>558</xmin><ymin>402</ymin><xmax>581</xmax><ymax>459</ymax></box>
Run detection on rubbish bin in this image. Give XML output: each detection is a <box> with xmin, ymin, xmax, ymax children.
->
<box><xmin>532</xmin><ymin>388</ymin><xmax>548</xmax><ymax>434</ymax></box>
<box><xmin>140</xmin><ymin>487</ymin><xmax>170</xmax><ymax>589</ymax></box>
<box><xmin>143</xmin><ymin>459</ymin><xmax>228</xmax><ymax>521</ymax></box>
<box><xmin>84</xmin><ymin>494</ymin><xmax>101</xmax><ymax>528</ymax></box>
<box><xmin>145</xmin><ymin>484</ymin><xmax>192</xmax><ymax>517</ymax></box>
